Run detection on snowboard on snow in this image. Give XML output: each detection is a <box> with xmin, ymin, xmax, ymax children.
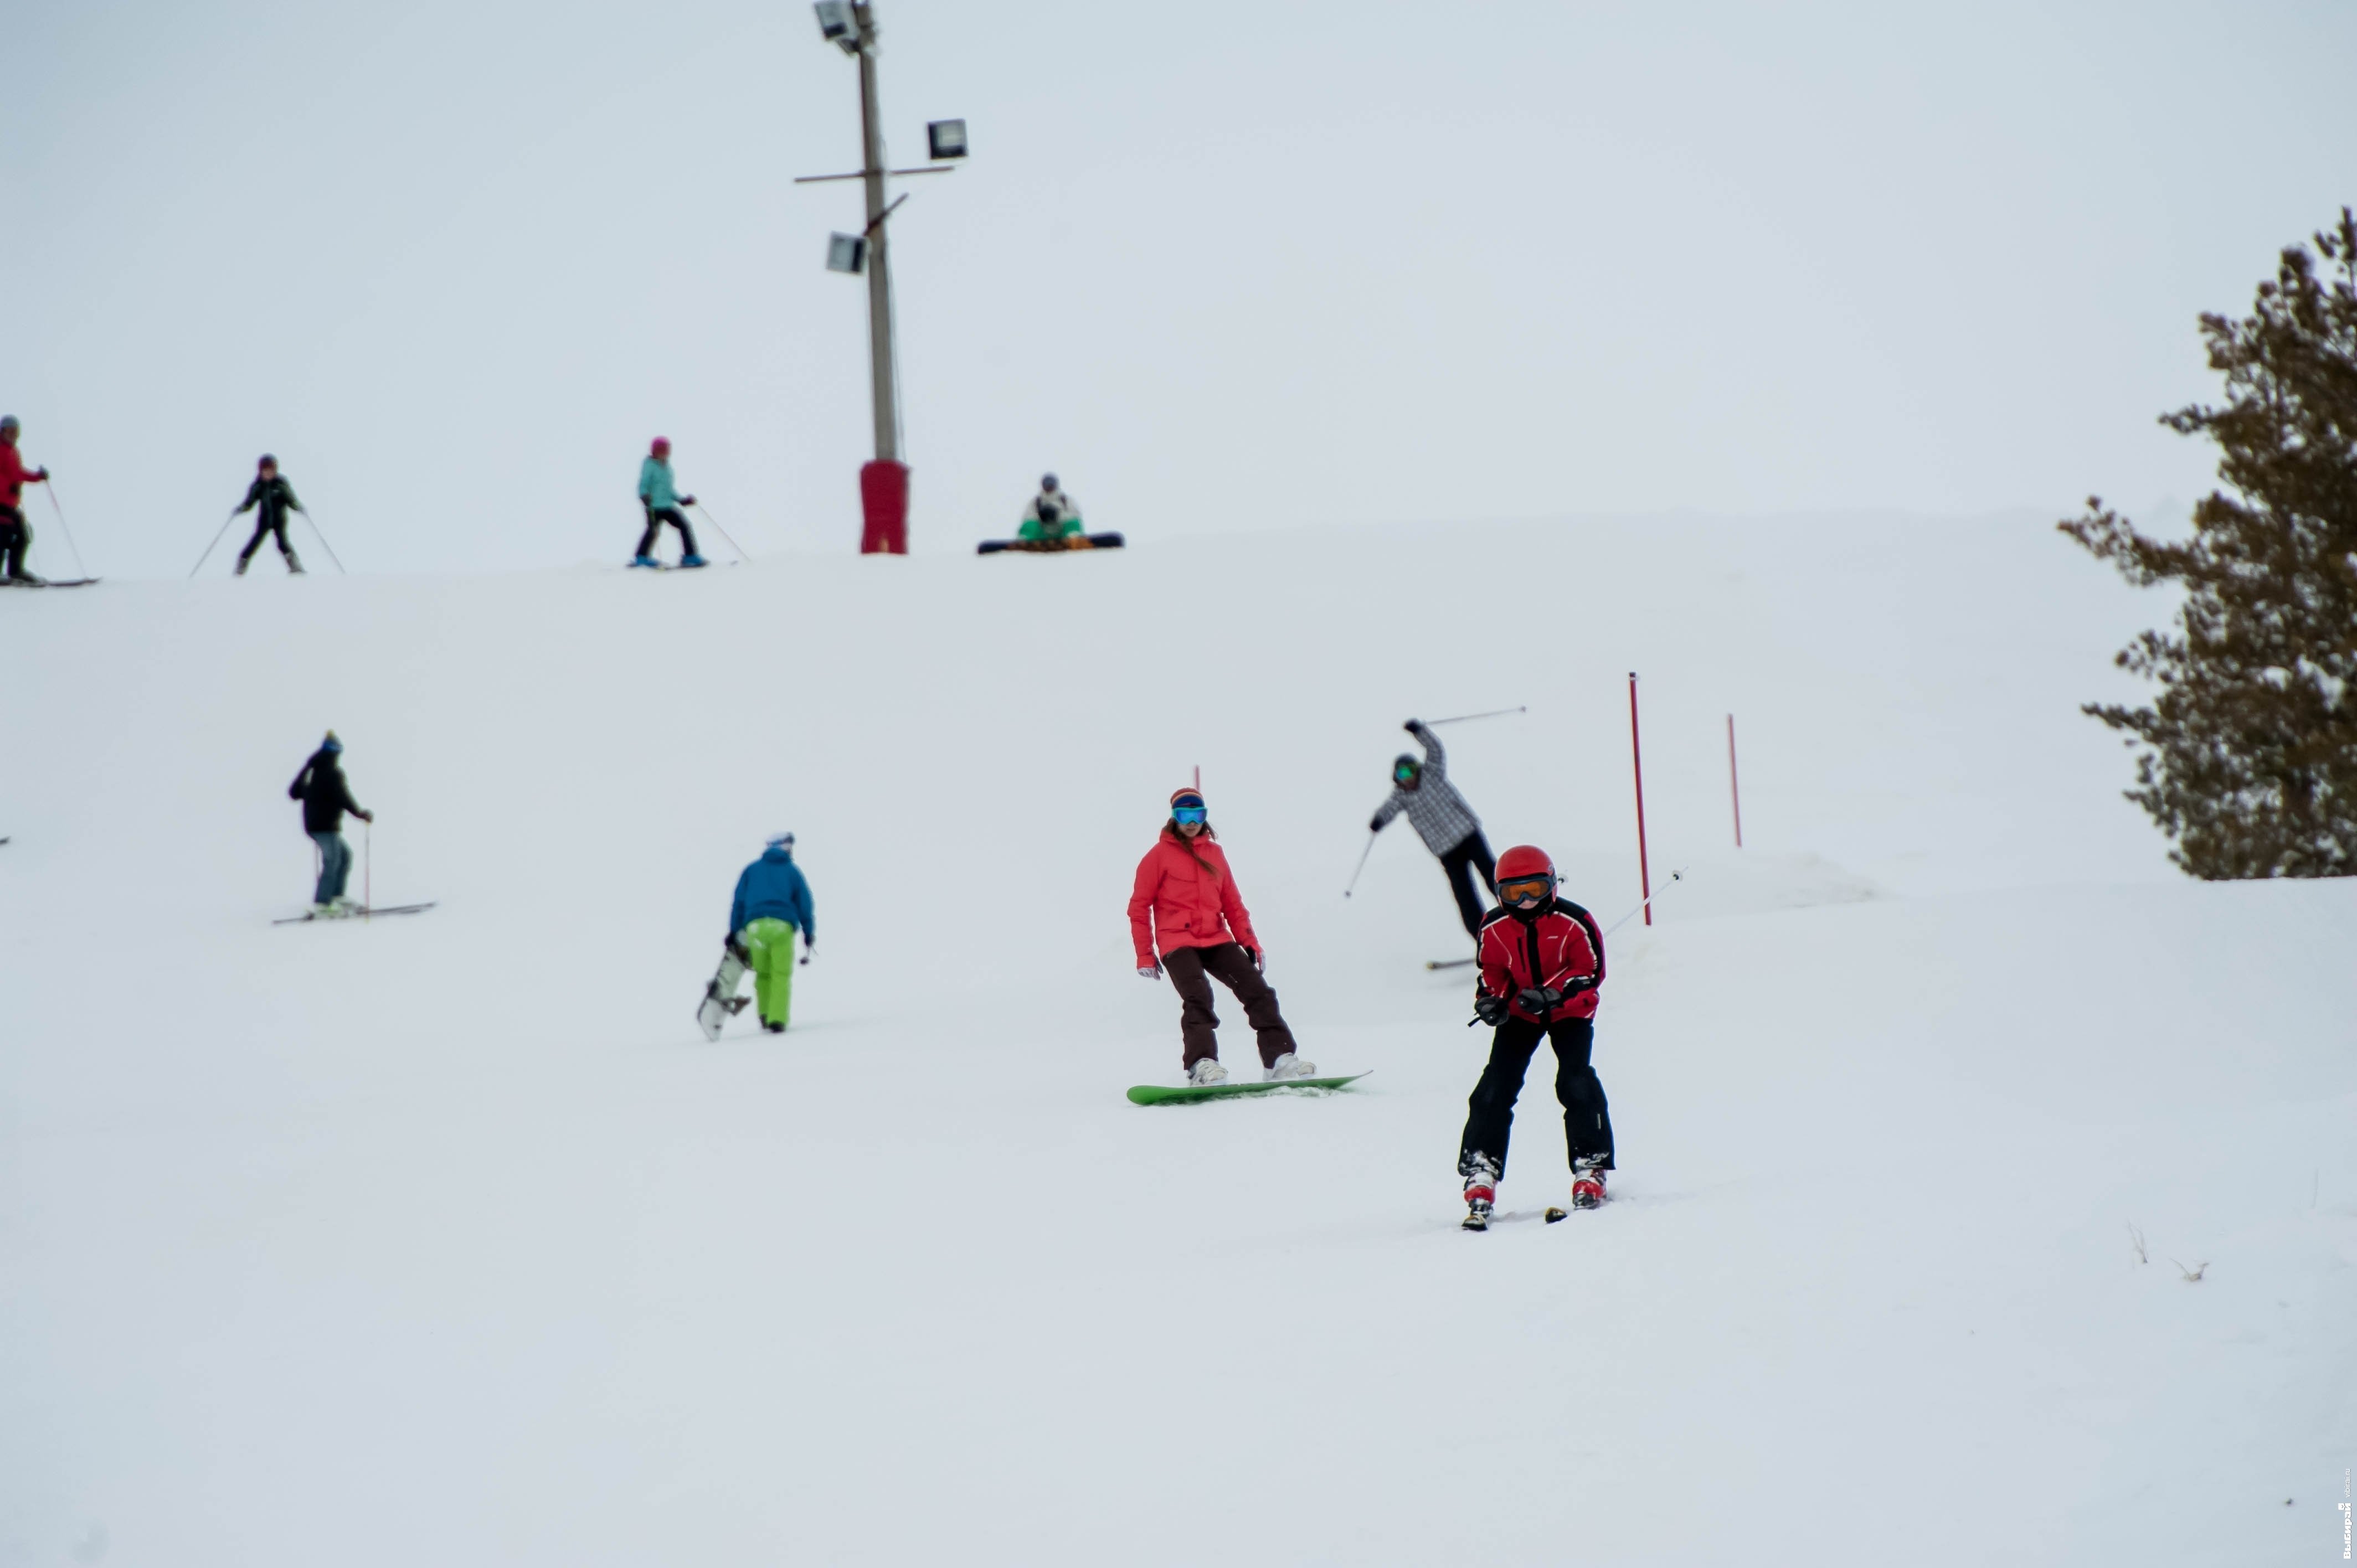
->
<box><xmin>272</xmin><ymin>901</ymin><xmax>438</xmax><ymax>925</ymax></box>
<box><xmin>1127</xmin><ymin>1071</ymin><xmax>1367</xmax><ymax>1106</ymax></box>
<box><xmin>696</xmin><ymin>944</ymin><xmax>752</xmax><ymax>1040</ymax></box>
<box><xmin>976</xmin><ymin>532</ymin><xmax>1125</xmax><ymax>556</ymax></box>
<box><xmin>0</xmin><ymin>577</ymin><xmax>100</xmax><ymax>589</ymax></box>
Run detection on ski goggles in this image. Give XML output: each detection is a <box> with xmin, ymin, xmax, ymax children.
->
<box><xmin>1393</xmin><ymin>762</ymin><xmax>1419</xmax><ymax>784</ymax></box>
<box><xmin>1171</xmin><ymin>806</ymin><xmax>1208</xmax><ymax>824</ymax></box>
<box><xmin>1497</xmin><ymin>875</ymin><xmax>1553</xmax><ymax>906</ymax></box>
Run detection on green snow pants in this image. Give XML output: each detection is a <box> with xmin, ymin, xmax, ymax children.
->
<box><xmin>740</xmin><ymin>916</ymin><xmax>798</xmax><ymax>1028</ymax></box>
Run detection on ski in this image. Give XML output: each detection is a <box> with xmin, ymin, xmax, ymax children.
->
<box><xmin>272</xmin><ymin>901</ymin><xmax>438</xmax><ymax>925</ymax></box>
<box><xmin>1425</xmin><ymin>957</ymin><xmax>1476</xmax><ymax>971</ymax></box>
<box><xmin>0</xmin><ymin>577</ymin><xmax>100</xmax><ymax>589</ymax></box>
<box><xmin>1545</xmin><ymin>1206</ymin><xmax>1568</xmax><ymax>1223</ymax></box>
<box><xmin>977</xmin><ymin>532</ymin><xmax>1125</xmax><ymax>556</ymax></box>
<box><xmin>1126</xmin><ymin>1071</ymin><xmax>1367</xmax><ymax>1106</ymax></box>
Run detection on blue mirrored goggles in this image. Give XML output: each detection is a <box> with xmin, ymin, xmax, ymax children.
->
<box><xmin>1171</xmin><ymin>806</ymin><xmax>1208</xmax><ymax>824</ymax></box>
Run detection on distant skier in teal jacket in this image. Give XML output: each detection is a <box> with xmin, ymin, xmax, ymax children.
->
<box><xmin>633</xmin><ymin>436</ymin><xmax>706</xmax><ymax>569</ymax></box>
<box><xmin>725</xmin><ymin>833</ymin><xmax>813</xmax><ymax>1032</ymax></box>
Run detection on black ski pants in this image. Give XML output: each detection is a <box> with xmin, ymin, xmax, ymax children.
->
<box><xmin>0</xmin><ymin>507</ymin><xmax>29</xmax><ymax>579</ymax></box>
<box><xmin>1458</xmin><ymin>1013</ymin><xmax>1613</xmax><ymax>1180</ymax></box>
<box><xmin>636</xmin><ymin>506</ymin><xmax>698</xmax><ymax>560</ymax></box>
<box><xmin>1162</xmin><ymin>942</ymin><xmax>1298</xmax><ymax>1071</ymax></box>
<box><xmin>1439</xmin><ymin>829</ymin><xmax>1496</xmax><ymax>940</ymax></box>
<box><xmin>238</xmin><ymin>517</ymin><xmax>293</xmax><ymax>565</ymax></box>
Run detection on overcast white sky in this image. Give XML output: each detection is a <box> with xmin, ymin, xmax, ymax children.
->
<box><xmin>4</xmin><ymin>0</ymin><xmax>2353</xmax><ymax>573</ymax></box>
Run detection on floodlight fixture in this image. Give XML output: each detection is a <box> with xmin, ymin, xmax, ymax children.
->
<box><xmin>814</xmin><ymin>1</ymin><xmax>858</xmax><ymax>53</ymax></box>
<box><xmin>826</xmin><ymin>233</ymin><xmax>868</xmax><ymax>274</ymax></box>
<box><xmin>926</xmin><ymin>118</ymin><xmax>968</xmax><ymax>160</ymax></box>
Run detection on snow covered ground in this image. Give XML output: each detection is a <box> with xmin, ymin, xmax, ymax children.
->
<box><xmin>3</xmin><ymin>513</ymin><xmax>2351</xmax><ymax>1566</ymax></box>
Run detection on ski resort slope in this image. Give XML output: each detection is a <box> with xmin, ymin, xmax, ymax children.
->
<box><xmin>2</xmin><ymin>513</ymin><xmax>2351</xmax><ymax>1567</ymax></box>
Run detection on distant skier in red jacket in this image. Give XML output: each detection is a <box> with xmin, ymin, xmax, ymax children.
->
<box><xmin>1129</xmin><ymin>787</ymin><xmax>1316</xmax><ymax>1086</ymax></box>
<box><xmin>1458</xmin><ymin>844</ymin><xmax>1614</xmax><ymax>1229</ymax></box>
<box><xmin>0</xmin><ymin>415</ymin><xmax>52</xmax><ymax>584</ymax></box>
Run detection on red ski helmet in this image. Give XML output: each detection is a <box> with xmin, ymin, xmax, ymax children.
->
<box><xmin>1493</xmin><ymin>845</ymin><xmax>1556</xmax><ymax>908</ymax></box>
<box><xmin>650</xmin><ymin>436</ymin><xmax>672</xmax><ymax>456</ymax></box>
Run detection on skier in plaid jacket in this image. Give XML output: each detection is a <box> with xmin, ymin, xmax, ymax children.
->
<box><xmin>1369</xmin><ymin>718</ymin><xmax>1495</xmax><ymax>939</ymax></box>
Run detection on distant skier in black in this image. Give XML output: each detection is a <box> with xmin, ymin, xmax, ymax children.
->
<box><xmin>233</xmin><ymin>455</ymin><xmax>306</xmax><ymax>575</ymax></box>
<box><xmin>288</xmin><ymin>731</ymin><xmax>373</xmax><ymax>917</ymax></box>
<box><xmin>1368</xmin><ymin>718</ymin><xmax>1495</xmax><ymax>940</ymax></box>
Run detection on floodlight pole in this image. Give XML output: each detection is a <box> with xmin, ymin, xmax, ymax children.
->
<box><xmin>854</xmin><ymin>3</ymin><xmax>897</xmax><ymax>467</ymax></box>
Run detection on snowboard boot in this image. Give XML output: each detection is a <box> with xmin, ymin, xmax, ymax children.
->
<box><xmin>1572</xmin><ymin>1156</ymin><xmax>1608</xmax><ymax>1210</ymax></box>
<box><xmin>1462</xmin><ymin>1152</ymin><xmax>1499</xmax><ymax>1231</ymax></box>
<box><xmin>679</xmin><ymin>554</ymin><xmax>709</xmax><ymax>569</ymax></box>
<box><xmin>1264</xmin><ymin>1051</ymin><xmax>1318</xmax><ymax>1082</ymax></box>
<box><xmin>631</xmin><ymin>554</ymin><xmax>660</xmax><ymax>569</ymax></box>
<box><xmin>1187</xmin><ymin>1057</ymin><xmax>1230</xmax><ymax>1086</ymax></box>
<box><xmin>763</xmin><ymin>1019</ymin><xmax>784</xmax><ymax>1034</ymax></box>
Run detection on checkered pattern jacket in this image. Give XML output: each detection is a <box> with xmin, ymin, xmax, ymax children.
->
<box><xmin>1370</xmin><ymin>721</ymin><xmax>1483</xmax><ymax>853</ymax></box>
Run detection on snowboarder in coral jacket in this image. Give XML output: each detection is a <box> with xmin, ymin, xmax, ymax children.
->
<box><xmin>724</xmin><ymin>832</ymin><xmax>814</xmax><ymax>1033</ymax></box>
<box><xmin>1458</xmin><ymin>844</ymin><xmax>1614</xmax><ymax>1228</ymax></box>
<box><xmin>1129</xmin><ymin>787</ymin><xmax>1315</xmax><ymax>1086</ymax></box>
<box><xmin>287</xmin><ymin>731</ymin><xmax>373</xmax><ymax>917</ymax></box>
<box><xmin>1370</xmin><ymin>718</ymin><xmax>1495</xmax><ymax>941</ymax></box>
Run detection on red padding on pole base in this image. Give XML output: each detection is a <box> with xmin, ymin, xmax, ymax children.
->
<box><xmin>859</xmin><ymin>460</ymin><xmax>909</xmax><ymax>555</ymax></box>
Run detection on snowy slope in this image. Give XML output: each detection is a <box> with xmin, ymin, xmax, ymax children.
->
<box><xmin>2</xmin><ymin>514</ymin><xmax>2351</xmax><ymax>1567</ymax></box>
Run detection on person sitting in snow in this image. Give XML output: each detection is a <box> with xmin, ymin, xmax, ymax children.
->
<box><xmin>721</xmin><ymin>833</ymin><xmax>814</xmax><ymax>1034</ymax></box>
<box><xmin>1457</xmin><ymin>845</ymin><xmax>1613</xmax><ymax>1230</ymax></box>
<box><xmin>1016</xmin><ymin>473</ymin><xmax>1083</xmax><ymax>543</ymax></box>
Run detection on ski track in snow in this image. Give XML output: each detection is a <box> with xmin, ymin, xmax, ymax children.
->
<box><xmin>1</xmin><ymin>515</ymin><xmax>2351</xmax><ymax>1567</ymax></box>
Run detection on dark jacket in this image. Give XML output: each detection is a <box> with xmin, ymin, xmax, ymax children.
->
<box><xmin>289</xmin><ymin>749</ymin><xmax>364</xmax><ymax>835</ymax></box>
<box><xmin>731</xmin><ymin>847</ymin><xmax>815</xmax><ymax>937</ymax></box>
<box><xmin>238</xmin><ymin>475</ymin><xmax>302</xmax><ymax>527</ymax></box>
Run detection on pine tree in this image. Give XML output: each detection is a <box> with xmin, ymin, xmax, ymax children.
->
<box><xmin>2061</xmin><ymin>207</ymin><xmax>2357</xmax><ymax>879</ymax></box>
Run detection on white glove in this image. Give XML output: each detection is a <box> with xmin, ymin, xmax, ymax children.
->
<box><xmin>1137</xmin><ymin>964</ymin><xmax>1162</xmax><ymax>981</ymax></box>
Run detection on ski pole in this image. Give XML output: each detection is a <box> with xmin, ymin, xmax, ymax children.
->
<box><xmin>300</xmin><ymin>510</ymin><xmax>348</xmax><ymax>574</ymax></box>
<box><xmin>689</xmin><ymin>502</ymin><xmax>753</xmax><ymax>563</ymax></box>
<box><xmin>190</xmin><ymin>510</ymin><xmax>241</xmax><ymax>577</ymax></box>
<box><xmin>43</xmin><ymin>484</ymin><xmax>89</xmax><ymax>580</ymax></box>
<box><xmin>1602</xmin><ymin>868</ymin><xmax>1684</xmax><ymax>937</ymax></box>
<box><xmin>364</xmin><ymin>819</ymin><xmax>371</xmax><ymax>921</ymax></box>
<box><xmin>1341</xmin><ymin>831</ymin><xmax>1377</xmax><ymax>898</ymax></box>
<box><xmin>1423</xmin><ymin>706</ymin><xmax>1526</xmax><ymax>727</ymax></box>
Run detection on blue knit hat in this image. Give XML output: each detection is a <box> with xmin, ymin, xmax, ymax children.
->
<box><xmin>1169</xmin><ymin>788</ymin><xmax>1205</xmax><ymax>812</ymax></box>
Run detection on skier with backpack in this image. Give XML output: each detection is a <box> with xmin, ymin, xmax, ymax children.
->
<box><xmin>633</xmin><ymin>437</ymin><xmax>707</xmax><ymax>569</ymax></box>
<box><xmin>0</xmin><ymin>415</ymin><xmax>52</xmax><ymax>585</ymax></box>
<box><xmin>287</xmin><ymin>731</ymin><xmax>374</xmax><ymax>917</ymax></box>
<box><xmin>1369</xmin><ymin>718</ymin><xmax>1496</xmax><ymax>941</ymax></box>
<box><xmin>231</xmin><ymin>455</ymin><xmax>306</xmax><ymax>575</ymax></box>
<box><xmin>1016</xmin><ymin>473</ymin><xmax>1082</xmax><ymax>543</ymax></box>
<box><xmin>700</xmin><ymin>833</ymin><xmax>814</xmax><ymax>1037</ymax></box>
<box><xmin>1129</xmin><ymin>787</ymin><xmax>1315</xmax><ymax>1085</ymax></box>
<box><xmin>1458</xmin><ymin>845</ymin><xmax>1614</xmax><ymax>1230</ymax></box>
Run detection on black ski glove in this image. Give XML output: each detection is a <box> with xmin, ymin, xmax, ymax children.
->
<box><xmin>1474</xmin><ymin>992</ymin><xmax>1510</xmax><ymax>1026</ymax></box>
<box><xmin>1517</xmin><ymin>986</ymin><xmax>1563</xmax><ymax>1014</ymax></box>
<box><xmin>1403</xmin><ymin>719</ymin><xmax>1420</xmax><ymax>734</ymax></box>
<box><xmin>680</xmin><ymin>494</ymin><xmax>696</xmax><ymax>507</ymax></box>
<box><xmin>1246</xmin><ymin>947</ymin><xmax>1263</xmax><ymax>973</ymax></box>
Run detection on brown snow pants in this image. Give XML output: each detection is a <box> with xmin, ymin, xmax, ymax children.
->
<box><xmin>1162</xmin><ymin>942</ymin><xmax>1299</xmax><ymax>1071</ymax></box>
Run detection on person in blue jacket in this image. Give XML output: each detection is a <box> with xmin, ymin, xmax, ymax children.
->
<box><xmin>727</xmin><ymin>832</ymin><xmax>814</xmax><ymax>1033</ymax></box>
<box><xmin>633</xmin><ymin>436</ymin><xmax>707</xmax><ymax>569</ymax></box>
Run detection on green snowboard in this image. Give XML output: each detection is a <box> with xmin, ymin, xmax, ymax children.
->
<box><xmin>1127</xmin><ymin>1072</ymin><xmax>1368</xmax><ymax>1106</ymax></box>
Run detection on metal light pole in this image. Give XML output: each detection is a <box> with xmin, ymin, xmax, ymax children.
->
<box><xmin>801</xmin><ymin>2</ymin><xmax>965</xmax><ymax>554</ymax></box>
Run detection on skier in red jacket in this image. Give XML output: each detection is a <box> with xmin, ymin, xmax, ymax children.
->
<box><xmin>1129</xmin><ymin>787</ymin><xmax>1315</xmax><ymax>1086</ymax></box>
<box><xmin>0</xmin><ymin>415</ymin><xmax>52</xmax><ymax>584</ymax></box>
<box><xmin>1458</xmin><ymin>844</ymin><xmax>1614</xmax><ymax>1229</ymax></box>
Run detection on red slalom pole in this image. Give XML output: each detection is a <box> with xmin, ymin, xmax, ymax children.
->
<box><xmin>1727</xmin><ymin>713</ymin><xmax>1743</xmax><ymax>849</ymax></box>
<box><xmin>1628</xmin><ymin>673</ymin><xmax>1652</xmax><ymax>927</ymax></box>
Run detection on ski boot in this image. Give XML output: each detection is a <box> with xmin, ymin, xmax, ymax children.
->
<box><xmin>630</xmin><ymin>554</ymin><xmax>660</xmax><ymax>569</ymax></box>
<box><xmin>1572</xmin><ymin>1156</ymin><xmax>1608</xmax><ymax>1210</ymax></box>
<box><xmin>1264</xmin><ymin>1051</ymin><xmax>1318</xmax><ymax>1082</ymax></box>
<box><xmin>1187</xmin><ymin>1057</ymin><xmax>1230</xmax><ymax>1086</ymax></box>
<box><xmin>235</xmin><ymin>556</ymin><xmax>251</xmax><ymax>576</ymax></box>
<box><xmin>1462</xmin><ymin>1152</ymin><xmax>1499</xmax><ymax>1231</ymax></box>
<box><xmin>678</xmin><ymin>554</ymin><xmax>709</xmax><ymax>569</ymax></box>
<box><xmin>286</xmin><ymin>550</ymin><xmax>305</xmax><ymax>575</ymax></box>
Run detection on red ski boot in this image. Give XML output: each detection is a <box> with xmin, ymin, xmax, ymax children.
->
<box><xmin>1571</xmin><ymin>1156</ymin><xmax>1608</xmax><ymax>1211</ymax></box>
<box><xmin>1462</xmin><ymin>1153</ymin><xmax>1499</xmax><ymax>1231</ymax></box>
